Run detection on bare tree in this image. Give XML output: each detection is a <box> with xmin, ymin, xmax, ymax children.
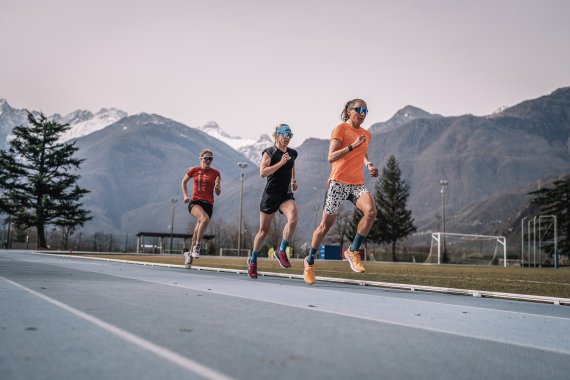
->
<box><xmin>328</xmin><ymin>205</ymin><xmax>352</xmax><ymax>248</ymax></box>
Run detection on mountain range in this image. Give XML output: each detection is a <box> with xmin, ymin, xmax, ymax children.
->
<box><xmin>0</xmin><ymin>100</ymin><xmax>268</xmax><ymax>164</ymax></box>
<box><xmin>1</xmin><ymin>87</ymin><xmax>569</xmax><ymax>252</ymax></box>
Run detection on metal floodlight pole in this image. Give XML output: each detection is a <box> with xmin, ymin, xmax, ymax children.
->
<box><xmin>237</xmin><ymin>162</ymin><xmax>248</xmax><ymax>255</ymax></box>
<box><xmin>313</xmin><ymin>205</ymin><xmax>320</xmax><ymax>230</ymax></box>
<box><xmin>532</xmin><ymin>216</ymin><xmax>537</xmax><ymax>268</ymax></box>
<box><xmin>538</xmin><ymin>215</ymin><xmax>544</xmax><ymax>268</ymax></box>
<box><xmin>554</xmin><ymin>216</ymin><xmax>558</xmax><ymax>269</ymax></box>
<box><xmin>439</xmin><ymin>180</ymin><xmax>448</xmax><ymax>261</ymax></box>
<box><xmin>169</xmin><ymin>198</ymin><xmax>177</xmax><ymax>252</ymax></box>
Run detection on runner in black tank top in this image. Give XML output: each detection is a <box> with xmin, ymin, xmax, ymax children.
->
<box><xmin>247</xmin><ymin>124</ymin><xmax>299</xmax><ymax>279</ymax></box>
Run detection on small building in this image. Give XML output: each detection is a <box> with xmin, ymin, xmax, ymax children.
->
<box><xmin>135</xmin><ymin>232</ymin><xmax>215</xmax><ymax>254</ymax></box>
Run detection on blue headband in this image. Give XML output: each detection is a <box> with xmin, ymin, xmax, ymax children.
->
<box><xmin>276</xmin><ymin>125</ymin><xmax>292</xmax><ymax>135</ymax></box>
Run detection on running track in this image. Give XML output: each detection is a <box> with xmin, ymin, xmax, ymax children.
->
<box><xmin>1</xmin><ymin>250</ymin><xmax>569</xmax><ymax>380</ymax></box>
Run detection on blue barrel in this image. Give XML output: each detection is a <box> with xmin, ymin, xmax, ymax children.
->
<box><xmin>319</xmin><ymin>244</ymin><xmax>341</xmax><ymax>260</ymax></box>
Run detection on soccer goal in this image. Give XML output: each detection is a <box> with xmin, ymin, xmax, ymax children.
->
<box><xmin>219</xmin><ymin>248</ymin><xmax>251</xmax><ymax>257</ymax></box>
<box><xmin>426</xmin><ymin>232</ymin><xmax>507</xmax><ymax>266</ymax></box>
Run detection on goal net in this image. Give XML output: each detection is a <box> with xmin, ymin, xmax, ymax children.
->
<box><xmin>426</xmin><ymin>233</ymin><xmax>507</xmax><ymax>266</ymax></box>
<box><xmin>219</xmin><ymin>248</ymin><xmax>251</xmax><ymax>257</ymax></box>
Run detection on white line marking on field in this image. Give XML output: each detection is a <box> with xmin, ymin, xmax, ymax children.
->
<box><xmin>0</xmin><ymin>275</ymin><xmax>234</xmax><ymax>380</ymax></box>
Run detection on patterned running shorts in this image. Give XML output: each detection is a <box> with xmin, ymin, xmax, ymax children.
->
<box><xmin>324</xmin><ymin>180</ymin><xmax>369</xmax><ymax>215</ymax></box>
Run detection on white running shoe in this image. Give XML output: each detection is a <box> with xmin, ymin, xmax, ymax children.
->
<box><xmin>183</xmin><ymin>251</ymin><xmax>193</xmax><ymax>268</ymax></box>
<box><xmin>191</xmin><ymin>244</ymin><xmax>201</xmax><ymax>258</ymax></box>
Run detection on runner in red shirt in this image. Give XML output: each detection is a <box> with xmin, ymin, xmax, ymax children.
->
<box><xmin>181</xmin><ymin>149</ymin><xmax>221</xmax><ymax>268</ymax></box>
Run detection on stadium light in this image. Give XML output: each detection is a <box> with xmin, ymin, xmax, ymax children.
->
<box><xmin>440</xmin><ymin>180</ymin><xmax>448</xmax><ymax>262</ymax></box>
<box><xmin>313</xmin><ymin>205</ymin><xmax>320</xmax><ymax>230</ymax></box>
<box><xmin>169</xmin><ymin>198</ymin><xmax>177</xmax><ymax>252</ymax></box>
<box><xmin>237</xmin><ymin>162</ymin><xmax>248</xmax><ymax>255</ymax></box>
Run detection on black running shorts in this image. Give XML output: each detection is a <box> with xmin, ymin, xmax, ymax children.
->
<box><xmin>259</xmin><ymin>192</ymin><xmax>295</xmax><ymax>214</ymax></box>
<box><xmin>188</xmin><ymin>200</ymin><xmax>213</xmax><ymax>218</ymax></box>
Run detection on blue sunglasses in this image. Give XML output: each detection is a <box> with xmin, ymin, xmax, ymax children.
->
<box><xmin>280</xmin><ymin>132</ymin><xmax>293</xmax><ymax>138</ymax></box>
<box><xmin>352</xmin><ymin>106</ymin><xmax>369</xmax><ymax>115</ymax></box>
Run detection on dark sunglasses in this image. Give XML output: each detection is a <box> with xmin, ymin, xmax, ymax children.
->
<box><xmin>351</xmin><ymin>106</ymin><xmax>369</xmax><ymax>115</ymax></box>
<box><xmin>280</xmin><ymin>132</ymin><xmax>293</xmax><ymax>138</ymax></box>
<box><xmin>202</xmin><ymin>156</ymin><xmax>213</xmax><ymax>161</ymax></box>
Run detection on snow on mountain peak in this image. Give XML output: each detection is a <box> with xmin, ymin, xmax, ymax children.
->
<box><xmin>485</xmin><ymin>106</ymin><xmax>509</xmax><ymax>119</ymax></box>
<box><xmin>492</xmin><ymin>106</ymin><xmax>508</xmax><ymax>115</ymax></box>
<box><xmin>199</xmin><ymin>121</ymin><xmax>256</xmax><ymax>150</ymax></box>
<box><xmin>202</xmin><ymin>121</ymin><xmax>232</xmax><ymax>138</ymax></box>
<box><xmin>0</xmin><ymin>98</ymin><xmax>11</xmax><ymax>115</ymax></box>
<box><xmin>58</xmin><ymin>107</ymin><xmax>128</xmax><ymax>142</ymax></box>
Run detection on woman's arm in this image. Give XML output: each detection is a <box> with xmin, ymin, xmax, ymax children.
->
<box><xmin>291</xmin><ymin>164</ymin><xmax>298</xmax><ymax>191</ymax></box>
<box><xmin>181</xmin><ymin>174</ymin><xmax>191</xmax><ymax>203</ymax></box>
<box><xmin>328</xmin><ymin>135</ymin><xmax>366</xmax><ymax>163</ymax></box>
<box><xmin>259</xmin><ymin>151</ymin><xmax>291</xmax><ymax>177</ymax></box>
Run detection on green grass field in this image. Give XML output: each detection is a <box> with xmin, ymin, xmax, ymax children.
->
<box><xmin>85</xmin><ymin>254</ymin><xmax>570</xmax><ymax>299</ymax></box>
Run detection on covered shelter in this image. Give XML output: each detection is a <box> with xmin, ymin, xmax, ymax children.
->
<box><xmin>135</xmin><ymin>232</ymin><xmax>215</xmax><ymax>254</ymax></box>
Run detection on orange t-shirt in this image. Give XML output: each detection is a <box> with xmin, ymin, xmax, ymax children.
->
<box><xmin>186</xmin><ymin>167</ymin><xmax>221</xmax><ymax>204</ymax></box>
<box><xmin>328</xmin><ymin>123</ymin><xmax>371</xmax><ymax>185</ymax></box>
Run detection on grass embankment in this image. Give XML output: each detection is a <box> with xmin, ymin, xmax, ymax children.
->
<box><xmin>85</xmin><ymin>254</ymin><xmax>570</xmax><ymax>299</ymax></box>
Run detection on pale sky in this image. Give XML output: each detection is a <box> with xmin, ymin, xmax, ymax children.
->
<box><xmin>1</xmin><ymin>0</ymin><xmax>569</xmax><ymax>144</ymax></box>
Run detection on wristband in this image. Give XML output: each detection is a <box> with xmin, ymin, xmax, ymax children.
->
<box><xmin>347</xmin><ymin>144</ymin><xmax>353</xmax><ymax>152</ymax></box>
<box><xmin>367</xmin><ymin>162</ymin><xmax>374</xmax><ymax>167</ymax></box>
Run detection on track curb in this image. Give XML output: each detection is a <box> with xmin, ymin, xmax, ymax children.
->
<box><xmin>35</xmin><ymin>251</ymin><xmax>570</xmax><ymax>306</ymax></box>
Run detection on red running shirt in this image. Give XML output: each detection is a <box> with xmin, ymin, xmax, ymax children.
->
<box><xmin>186</xmin><ymin>167</ymin><xmax>221</xmax><ymax>205</ymax></box>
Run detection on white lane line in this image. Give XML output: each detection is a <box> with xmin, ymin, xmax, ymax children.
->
<box><xmin>0</xmin><ymin>276</ymin><xmax>234</xmax><ymax>380</ymax></box>
<box><xmin>56</xmin><ymin>256</ymin><xmax>570</xmax><ymax>321</ymax></box>
<box><xmin>15</xmin><ymin>252</ymin><xmax>570</xmax><ymax>354</ymax></box>
<box><xmin>84</xmin><ymin>264</ymin><xmax>567</xmax><ymax>355</ymax></box>
<box><xmin>24</xmin><ymin>251</ymin><xmax>570</xmax><ymax>320</ymax></box>
<box><xmin>159</xmin><ymin>282</ymin><xmax>570</xmax><ymax>356</ymax></box>
<box><xmin>31</xmin><ymin>251</ymin><xmax>570</xmax><ymax>306</ymax></box>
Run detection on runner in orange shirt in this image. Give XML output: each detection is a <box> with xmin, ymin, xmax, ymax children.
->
<box><xmin>303</xmin><ymin>99</ymin><xmax>379</xmax><ymax>285</ymax></box>
<box><xmin>181</xmin><ymin>149</ymin><xmax>221</xmax><ymax>268</ymax></box>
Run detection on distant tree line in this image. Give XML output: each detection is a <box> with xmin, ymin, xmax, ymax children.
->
<box><xmin>529</xmin><ymin>175</ymin><xmax>570</xmax><ymax>255</ymax></box>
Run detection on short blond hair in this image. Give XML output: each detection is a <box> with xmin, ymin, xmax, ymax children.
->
<box><xmin>273</xmin><ymin>124</ymin><xmax>292</xmax><ymax>143</ymax></box>
<box><xmin>199</xmin><ymin>149</ymin><xmax>213</xmax><ymax>158</ymax></box>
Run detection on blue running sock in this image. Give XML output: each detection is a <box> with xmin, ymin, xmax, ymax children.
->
<box><xmin>279</xmin><ymin>239</ymin><xmax>289</xmax><ymax>252</ymax></box>
<box><xmin>307</xmin><ymin>247</ymin><xmax>318</xmax><ymax>265</ymax></box>
<box><xmin>251</xmin><ymin>251</ymin><xmax>258</xmax><ymax>263</ymax></box>
<box><xmin>350</xmin><ymin>233</ymin><xmax>366</xmax><ymax>252</ymax></box>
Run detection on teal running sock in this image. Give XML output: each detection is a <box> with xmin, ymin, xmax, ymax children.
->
<box><xmin>279</xmin><ymin>239</ymin><xmax>289</xmax><ymax>252</ymax></box>
<box><xmin>350</xmin><ymin>233</ymin><xmax>366</xmax><ymax>252</ymax></box>
<box><xmin>307</xmin><ymin>247</ymin><xmax>318</xmax><ymax>265</ymax></box>
<box><xmin>251</xmin><ymin>251</ymin><xmax>258</xmax><ymax>263</ymax></box>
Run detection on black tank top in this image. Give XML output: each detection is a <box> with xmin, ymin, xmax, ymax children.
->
<box><xmin>262</xmin><ymin>146</ymin><xmax>298</xmax><ymax>195</ymax></box>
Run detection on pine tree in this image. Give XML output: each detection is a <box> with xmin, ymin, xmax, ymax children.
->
<box><xmin>529</xmin><ymin>175</ymin><xmax>570</xmax><ymax>255</ymax></box>
<box><xmin>0</xmin><ymin>112</ymin><xmax>91</xmax><ymax>249</ymax></box>
<box><xmin>370</xmin><ymin>155</ymin><xmax>416</xmax><ymax>261</ymax></box>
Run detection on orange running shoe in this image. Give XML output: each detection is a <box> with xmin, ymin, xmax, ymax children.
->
<box><xmin>303</xmin><ymin>257</ymin><xmax>315</xmax><ymax>285</ymax></box>
<box><xmin>343</xmin><ymin>248</ymin><xmax>365</xmax><ymax>273</ymax></box>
